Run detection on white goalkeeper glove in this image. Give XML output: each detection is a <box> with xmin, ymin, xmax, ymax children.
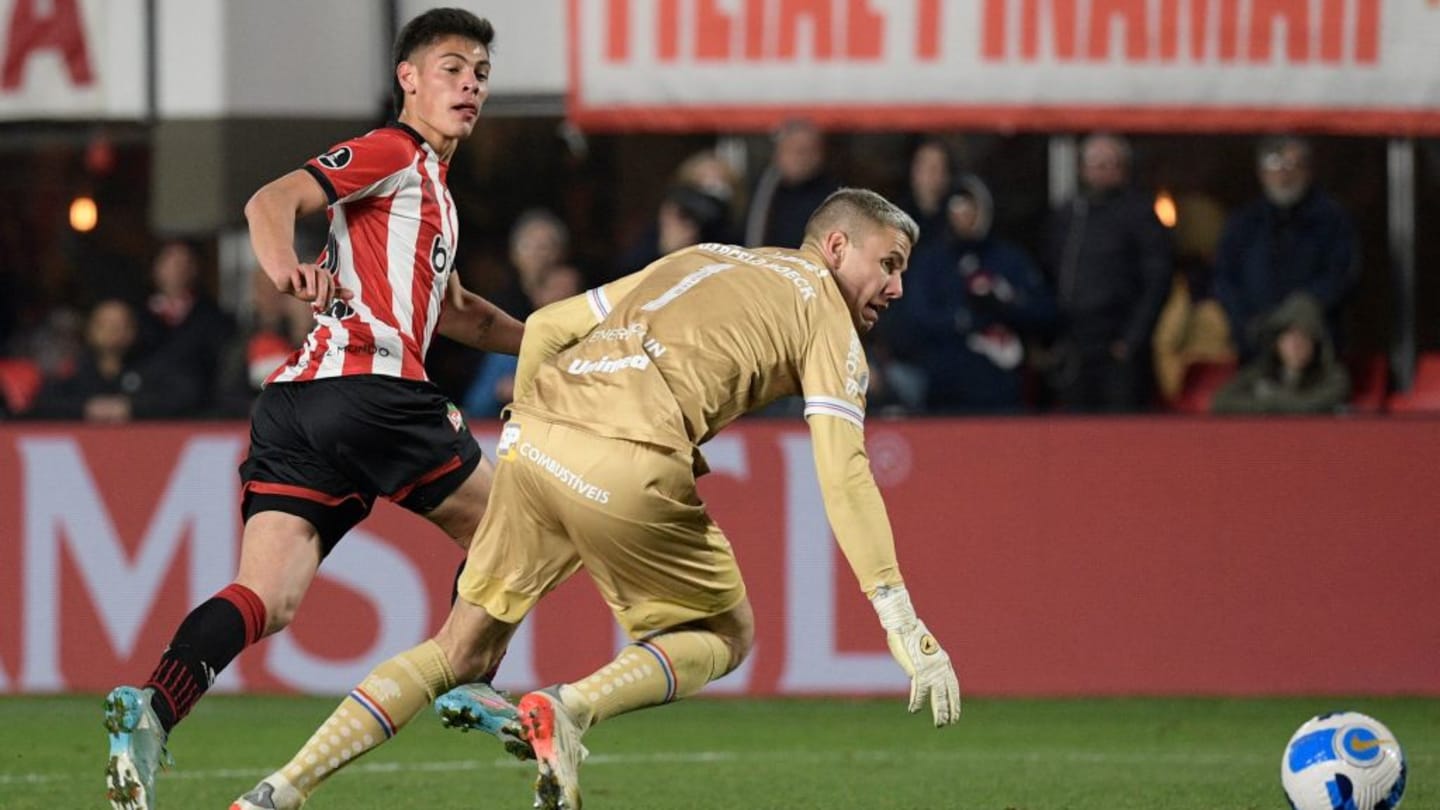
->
<box><xmin>871</xmin><ymin>585</ymin><xmax>961</xmax><ymax>727</ymax></box>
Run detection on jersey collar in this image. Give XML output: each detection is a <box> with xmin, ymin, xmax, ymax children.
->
<box><xmin>387</xmin><ymin>120</ymin><xmax>450</xmax><ymax>168</ymax></box>
<box><xmin>389</xmin><ymin>120</ymin><xmax>427</xmax><ymax>147</ymax></box>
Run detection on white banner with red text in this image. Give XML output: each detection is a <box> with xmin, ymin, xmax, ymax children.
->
<box><xmin>0</xmin><ymin>0</ymin><xmax>145</xmax><ymax>119</ymax></box>
<box><xmin>568</xmin><ymin>0</ymin><xmax>1440</xmax><ymax>134</ymax></box>
<box><xmin>2</xmin><ymin>419</ymin><xmax>1438</xmax><ymax>697</ymax></box>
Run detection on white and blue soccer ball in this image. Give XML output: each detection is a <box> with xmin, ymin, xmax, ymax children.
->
<box><xmin>1282</xmin><ymin>711</ymin><xmax>1406</xmax><ymax>810</ymax></box>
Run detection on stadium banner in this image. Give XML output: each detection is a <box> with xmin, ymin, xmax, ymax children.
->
<box><xmin>0</xmin><ymin>0</ymin><xmax>146</xmax><ymax>120</ymax></box>
<box><xmin>2</xmin><ymin>419</ymin><xmax>1438</xmax><ymax>698</ymax></box>
<box><xmin>567</xmin><ymin>0</ymin><xmax>1440</xmax><ymax>134</ymax></box>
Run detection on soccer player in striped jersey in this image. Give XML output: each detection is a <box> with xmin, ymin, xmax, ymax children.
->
<box><xmin>235</xmin><ymin>189</ymin><xmax>962</xmax><ymax>810</ymax></box>
<box><xmin>104</xmin><ymin>10</ymin><xmax>525</xmax><ymax>810</ymax></box>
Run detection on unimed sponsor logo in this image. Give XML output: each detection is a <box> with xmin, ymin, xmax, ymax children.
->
<box><xmin>567</xmin><ymin>354</ymin><xmax>651</xmax><ymax>375</ymax></box>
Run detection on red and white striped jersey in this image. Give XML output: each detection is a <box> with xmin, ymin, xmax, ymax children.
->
<box><xmin>267</xmin><ymin>123</ymin><xmax>459</xmax><ymax>385</ymax></box>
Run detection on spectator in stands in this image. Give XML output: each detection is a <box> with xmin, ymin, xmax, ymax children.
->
<box><xmin>12</xmin><ymin>306</ymin><xmax>85</xmax><ymax>379</ymax></box>
<box><xmin>28</xmin><ymin>298</ymin><xmax>200</xmax><ymax>421</ymax></box>
<box><xmin>674</xmin><ymin>148</ymin><xmax>743</xmax><ymax>241</ymax></box>
<box><xmin>887</xmin><ymin>174</ymin><xmax>1056</xmax><ymax>413</ymax></box>
<box><xmin>896</xmin><ymin>139</ymin><xmax>954</xmax><ymax>250</ymax></box>
<box><xmin>494</xmin><ymin>208</ymin><xmax>570</xmax><ymax>321</ymax></box>
<box><xmin>1044</xmin><ymin>133</ymin><xmax>1172</xmax><ymax>412</ymax></box>
<box><xmin>462</xmin><ymin>265</ymin><xmax>583</xmax><ymax>418</ymax></box>
<box><xmin>213</xmin><ymin>269</ymin><xmax>316</xmax><ymax>417</ymax></box>
<box><xmin>615</xmin><ymin>185</ymin><xmax>731</xmax><ymax>276</ymax></box>
<box><xmin>430</xmin><ymin>211</ymin><xmax>568</xmax><ymax>400</ymax></box>
<box><xmin>1152</xmin><ymin>192</ymin><xmax>1236</xmax><ymax>406</ymax></box>
<box><xmin>138</xmin><ymin>239</ymin><xmax>236</xmax><ymax>413</ymax></box>
<box><xmin>434</xmin><ymin>208</ymin><xmax>572</xmax><ymax>399</ymax></box>
<box><xmin>1212</xmin><ymin>291</ymin><xmax>1349</xmax><ymax>414</ymax></box>
<box><xmin>675</xmin><ymin>148</ymin><xmax>741</xmax><ymax>212</ymax></box>
<box><xmin>744</xmin><ymin>119</ymin><xmax>839</xmax><ymax>248</ymax></box>
<box><xmin>1213</xmin><ymin>136</ymin><xmax>1358</xmax><ymax>360</ymax></box>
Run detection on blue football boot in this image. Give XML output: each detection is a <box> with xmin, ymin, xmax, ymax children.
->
<box><xmin>103</xmin><ymin>686</ymin><xmax>172</xmax><ymax>810</ymax></box>
<box><xmin>434</xmin><ymin>681</ymin><xmax>534</xmax><ymax>760</ymax></box>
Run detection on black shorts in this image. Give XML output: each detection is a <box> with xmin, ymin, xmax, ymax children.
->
<box><xmin>238</xmin><ymin>375</ymin><xmax>483</xmax><ymax>554</ymax></box>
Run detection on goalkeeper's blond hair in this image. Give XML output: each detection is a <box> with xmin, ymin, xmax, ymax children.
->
<box><xmin>803</xmin><ymin>188</ymin><xmax>920</xmax><ymax>250</ymax></box>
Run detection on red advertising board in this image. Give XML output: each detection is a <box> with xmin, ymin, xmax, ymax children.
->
<box><xmin>2</xmin><ymin>418</ymin><xmax>1438</xmax><ymax>697</ymax></box>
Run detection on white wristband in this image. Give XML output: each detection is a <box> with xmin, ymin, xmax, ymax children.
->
<box><xmin>870</xmin><ymin>584</ymin><xmax>918</xmax><ymax>634</ymax></box>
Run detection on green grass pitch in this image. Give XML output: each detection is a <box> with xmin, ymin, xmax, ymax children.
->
<box><xmin>4</xmin><ymin>695</ymin><xmax>1436</xmax><ymax>809</ymax></box>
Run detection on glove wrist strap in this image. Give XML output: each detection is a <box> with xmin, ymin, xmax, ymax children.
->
<box><xmin>870</xmin><ymin>584</ymin><xmax>918</xmax><ymax>634</ymax></box>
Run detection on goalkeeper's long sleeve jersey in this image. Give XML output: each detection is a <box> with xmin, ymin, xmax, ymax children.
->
<box><xmin>511</xmin><ymin>244</ymin><xmax>904</xmax><ymax>596</ymax></box>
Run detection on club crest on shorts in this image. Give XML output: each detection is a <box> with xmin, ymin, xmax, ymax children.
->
<box><xmin>446</xmin><ymin>402</ymin><xmax>464</xmax><ymax>432</ymax></box>
<box><xmin>496</xmin><ymin>422</ymin><xmax>521</xmax><ymax>461</ymax></box>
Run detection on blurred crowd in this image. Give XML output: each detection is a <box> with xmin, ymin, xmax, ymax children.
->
<box><xmin>0</xmin><ymin>125</ymin><xmax>1372</xmax><ymax>423</ymax></box>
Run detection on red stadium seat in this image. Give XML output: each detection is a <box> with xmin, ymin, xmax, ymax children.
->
<box><xmin>1168</xmin><ymin>360</ymin><xmax>1237</xmax><ymax>414</ymax></box>
<box><xmin>1347</xmin><ymin>353</ymin><xmax>1389</xmax><ymax>413</ymax></box>
<box><xmin>0</xmin><ymin>358</ymin><xmax>43</xmax><ymax>415</ymax></box>
<box><xmin>1386</xmin><ymin>352</ymin><xmax>1440</xmax><ymax>413</ymax></box>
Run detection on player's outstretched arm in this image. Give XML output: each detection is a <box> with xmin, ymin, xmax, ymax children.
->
<box><xmin>808</xmin><ymin>417</ymin><xmax>962</xmax><ymax>727</ymax></box>
<box><xmin>244</xmin><ymin>170</ymin><xmax>342</xmax><ymax>307</ymax></box>
<box><xmin>437</xmin><ymin>273</ymin><xmax>525</xmax><ymax>354</ymax></box>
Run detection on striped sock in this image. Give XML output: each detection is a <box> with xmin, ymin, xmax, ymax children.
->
<box><xmin>278</xmin><ymin>639</ymin><xmax>456</xmax><ymax>798</ymax></box>
<box><xmin>559</xmin><ymin>631</ymin><xmax>732</xmax><ymax>730</ymax></box>
<box><xmin>144</xmin><ymin>583</ymin><xmax>266</xmax><ymax>732</ymax></box>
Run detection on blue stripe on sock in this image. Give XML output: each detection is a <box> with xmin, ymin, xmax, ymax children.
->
<box><xmin>636</xmin><ymin>642</ymin><xmax>677</xmax><ymax>703</ymax></box>
<box><xmin>348</xmin><ymin>689</ymin><xmax>395</xmax><ymax>738</ymax></box>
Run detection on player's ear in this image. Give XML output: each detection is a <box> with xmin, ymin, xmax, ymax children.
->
<box><xmin>821</xmin><ymin>230</ymin><xmax>848</xmax><ymax>268</ymax></box>
<box><xmin>396</xmin><ymin>60</ymin><xmax>419</xmax><ymax>98</ymax></box>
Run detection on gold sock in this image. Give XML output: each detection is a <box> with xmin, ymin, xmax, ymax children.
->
<box><xmin>560</xmin><ymin>631</ymin><xmax>731</xmax><ymax>729</ymax></box>
<box><xmin>279</xmin><ymin>639</ymin><xmax>456</xmax><ymax>797</ymax></box>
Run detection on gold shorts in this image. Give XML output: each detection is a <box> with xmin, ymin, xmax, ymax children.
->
<box><xmin>456</xmin><ymin>417</ymin><xmax>746</xmax><ymax>638</ymax></box>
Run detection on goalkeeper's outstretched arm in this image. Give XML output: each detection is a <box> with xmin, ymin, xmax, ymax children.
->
<box><xmin>808</xmin><ymin>416</ymin><xmax>963</xmax><ymax>727</ymax></box>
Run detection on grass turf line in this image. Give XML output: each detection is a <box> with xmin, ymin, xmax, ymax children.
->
<box><xmin>4</xmin><ymin>695</ymin><xmax>1435</xmax><ymax>809</ymax></box>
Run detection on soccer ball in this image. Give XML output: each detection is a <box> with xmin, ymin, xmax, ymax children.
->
<box><xmin>1281</xmin><ymin>711</ymin><xmax>1406</xmax><ymax>810</ymax></box>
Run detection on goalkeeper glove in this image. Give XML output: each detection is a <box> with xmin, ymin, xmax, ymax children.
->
<box><xmin>871</xmin><ymin>585</ymin><xmax>961</xmax><ymax>727</ymax></box>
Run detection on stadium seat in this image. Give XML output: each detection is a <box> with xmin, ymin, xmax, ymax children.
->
<box><xmin>1386</xmin><ymin>352</ymin><xmax>1440</xmax><ymax>413</ymax></box>
<box><xmin>1346</xmin><ymin>353</ymin><xmax>1389</xmax><ymax>413</ymax></box>
<box><xmin>1168</xmin><ymin>360</ymin><xmax>1237</xmax><ymax>414</ymax></box>
<box><xmin>0</xmin><ymin>358</ymin><xmax>43</xmax><ymax>415</ymax></box>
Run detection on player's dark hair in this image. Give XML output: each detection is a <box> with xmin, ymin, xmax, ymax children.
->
<box><xmin>804</xmin><ymin>188</ymin><xmax>919</xmax><ymax>249</ymax></box>
<box><xmin>391</xmin><ymin>8</ymin><xmax>495</xmax><ymax>115</ymax></box>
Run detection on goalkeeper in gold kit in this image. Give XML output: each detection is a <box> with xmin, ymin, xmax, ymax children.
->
<box><xmin>233</xmin><ymin>188</ymin><xmax>961</xmax><ymax>810</ymax></box>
